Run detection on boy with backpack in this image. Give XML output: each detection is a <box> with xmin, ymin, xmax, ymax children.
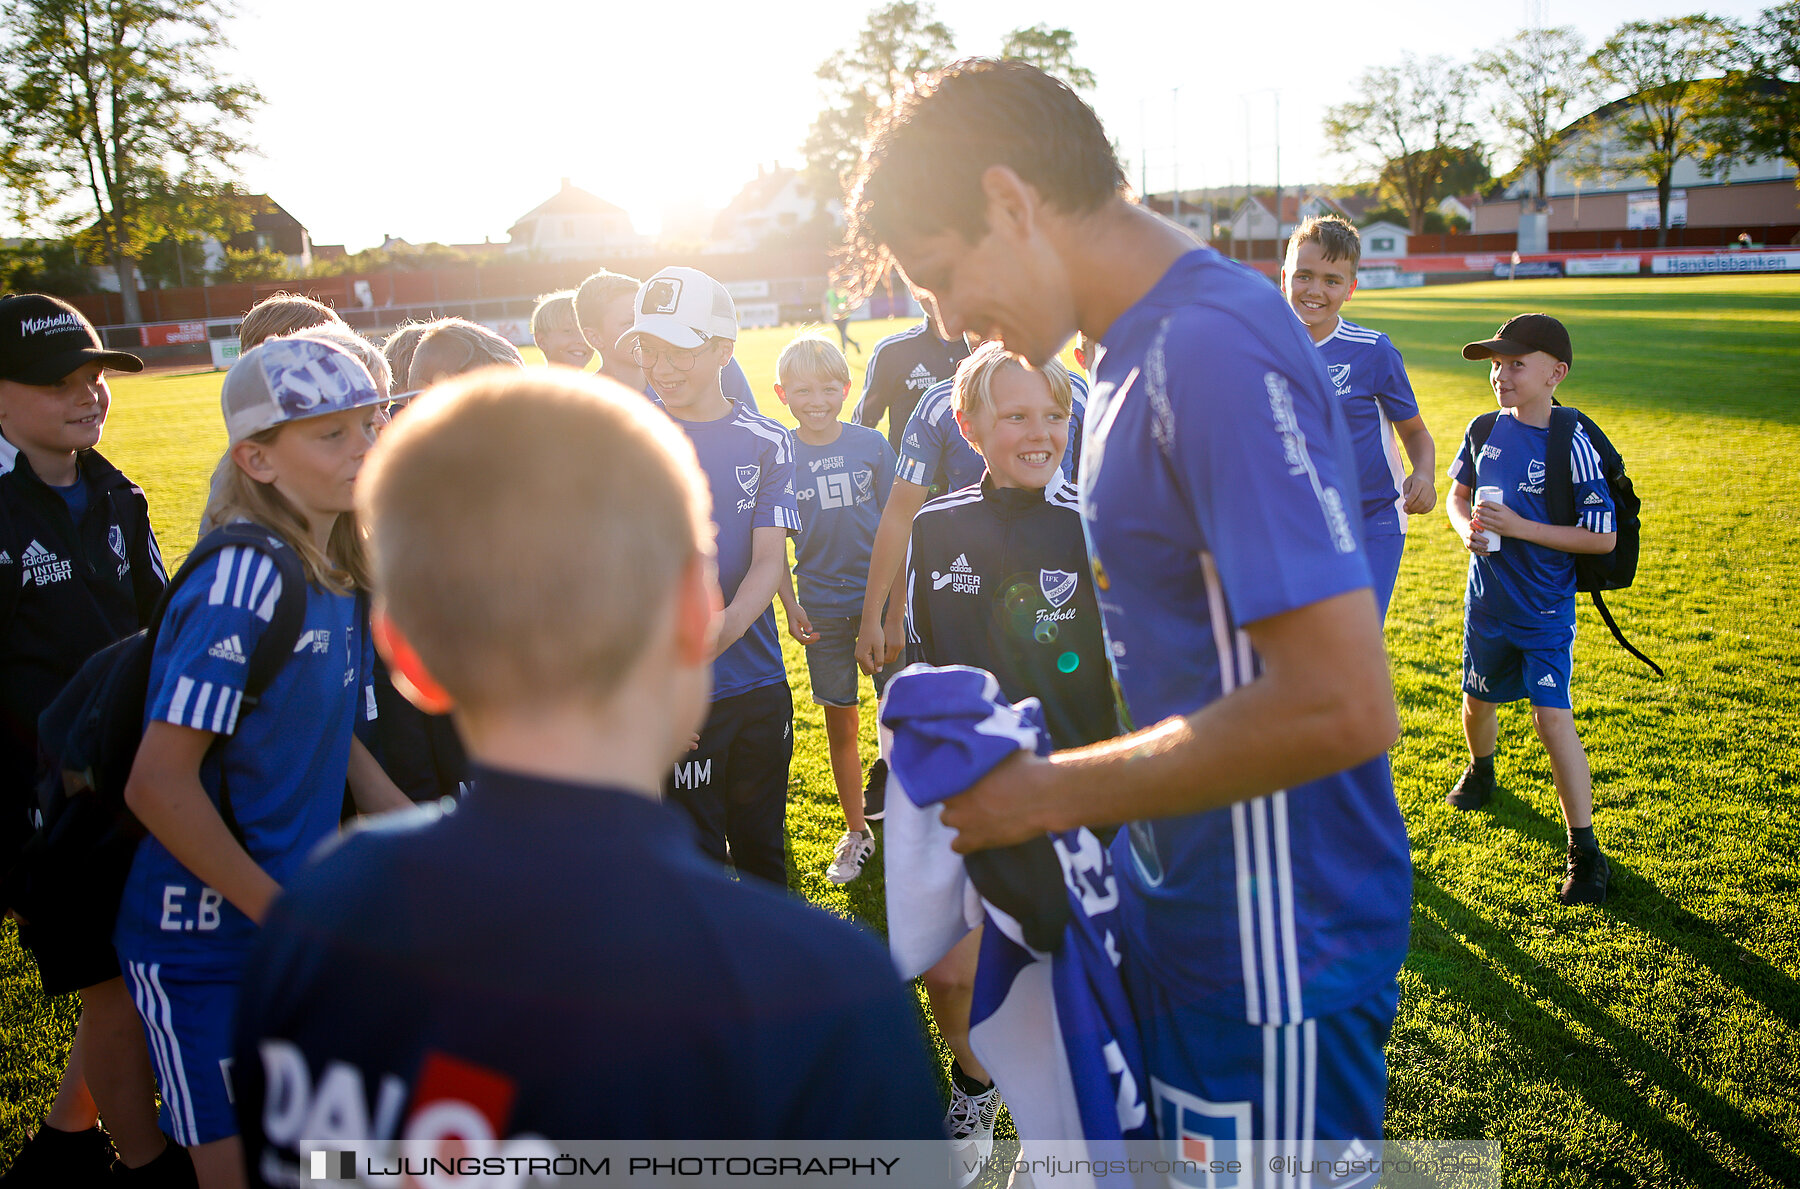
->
<box><xmin>1447</xmin><ymin>314</ymin><xmax>1620</xmax><ymax>905</ymax></box>
<box><xmin>772</xmin><ymin>334</ymin><xmax>895</xmax><ymax>884</ymax></box>
<box><xmin>622</xmin><ymin>267</ymin><xmax>801</xmax><ymax>886</ymax></box>
<box><xmin>0</xmin><ymin>293</ymin><xmax>187</xmax><ymax>1187</ymax></box>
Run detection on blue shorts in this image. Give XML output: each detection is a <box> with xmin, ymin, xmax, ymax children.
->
<box><xmin>1134</xmin><ymin>976</ymin><xmax>1400</xmax><ymax>1187</ymax></box>
<box><xmin>1462</xmin><ymin>608</ymin><xmax>1575</xmax><ymax>710</ymax></box>
<box><xmin>1363</xmin><ymin>533</ymin><xmax>1404</xmax><ymax>624</ymax></box>
<box><xmin>802</xmin><ymin>614</ymin><xmax>892</xmax><ymax>708</ymax></box>
<box><xmin>123</xmin><ymin>958</ymin><xmax>242</xmax><ymax>1146</ymax></box>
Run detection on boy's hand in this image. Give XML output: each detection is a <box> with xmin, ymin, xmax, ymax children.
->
<box><xmin>855</xmin><ymin>620</ymin><xmax>885</xmax><ymax>675</ymax></box>
<box><xmin>881</xmin><ymin>603</ymin><xmax>906</xmax><ymax>666</ymax></box>
<box><xmin>1472</xmin><ymin>498</ymin><xmax>1527</xmax><ymax>543</ymax></box>
<box><xmin>1402</xmin><ymin>471</ymin><xmax>1437</xmax><ymax>515</ymax></box>
<box><xmin>787</xmin><ymin>606</ymin><xmax>819</xmax><ymax>645</ymax></box>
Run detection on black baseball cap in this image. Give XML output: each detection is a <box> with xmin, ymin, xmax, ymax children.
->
<box><xmin>0</xmin><ymin>293</ymin><xmax>144</xmax><ymax>384</ymax></box>
<box><xmin>1462</xmin><ymin>313</ymin><xmax>1572</xmax><ymax>365</ymax></box>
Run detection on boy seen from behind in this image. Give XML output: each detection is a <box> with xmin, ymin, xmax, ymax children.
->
<box><xmin>1448</xmin><ymin>314</ymin><xmax>1616</xmax><ymax>904</ymax></box>
<box><xmin>624</xmin><ymin>268</ymin><xmax>801</xmax><ymax>886</ymax></box>
<box><xmin>231</xmin><ymin>369</ymin><xmax>944</xmax><ymax>1173</ymax></box>
<box><xmin>1282</xmin><ymin>215</ymin><xmax>1436</xmax><ymax>620</ymax></box>
<box><xmin>774</xmin><ymin>335</ymin><xmax>896</xmax><ymax>885</ymax></box>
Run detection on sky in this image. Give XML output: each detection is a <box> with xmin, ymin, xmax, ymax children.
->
<box><xmin>11</xmin><ymin>0</ymin><xmax>1780</xmax><ymax>251</ymax></box>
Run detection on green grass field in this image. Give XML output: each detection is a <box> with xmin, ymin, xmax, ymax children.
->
<box><xmin>4</xmin><ymin>278</ymin><xmax>1798</xmax><ymax>1187</ymax></box>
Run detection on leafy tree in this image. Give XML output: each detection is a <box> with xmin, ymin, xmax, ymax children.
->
<box><xmin>802</xmin><ymin>2</ymin><xmax>957</xmax><ymax>203</ymax></box>
<box><xmin>1587</xmin><ymin>15</ymin><xmax>1738</xmax><ymax>245</ymax></box>
<box><xmin>138</xmin><ymin>235</ymin><xmax>210</xmax><ymax>289</ymax></box>
<box><xmin>0</xmin><ymin>0</ymin><xmax>260</xmax><ymax>322</ymax></box>
<box><xmin>999</xmin><ymin>24</ymin><xmax>1095</xmax><ymax>91</ymax></box>
<box><xmin>1705</xmin><ymin>3</ymin><xmax>1800</xmax><ymax>188</ymax></box>
<box><xmin>0</xmin><ymin>237</ymin><xmax>93</xmax><ymax>293</ymax></box>
<box><xmin>1324</xmin><ymin>54</ymin><xmax>1480</xmax><ymax>233</ymax></box>
<box><xmin>211</xmin><ymin>246</ymin><xmax>288</xmax><ymax>283</ymax></box>
<box><xmin>1475</xmin><ymin>27</ymin><xmax>1591</xmax><ymax>210</ymax></box>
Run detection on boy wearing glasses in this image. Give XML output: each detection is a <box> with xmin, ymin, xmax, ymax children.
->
<box><xmin>621</xmin><ymin>267</ymin><xmax>803</xmax><ymax>886</ymax></box>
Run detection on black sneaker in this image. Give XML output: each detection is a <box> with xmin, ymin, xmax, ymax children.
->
<box><xmin>1559</xmin><ymin>845</ymin><xmax>1611</xmax><ymax>905</ymax></box>
<box><xmin>1445</xmin><ymin>762</ymin><xmax>1494</xmax><ymax>810</ymax></box>
<box><xmin>862</xmin><ymin>758</ymin><xmax>888</xmax><ymax>822</ymax></box>
<box><xmin>0</xmin><ymin>1124</ymin><xmax>114</xmax><ymax>1188</ymax></box>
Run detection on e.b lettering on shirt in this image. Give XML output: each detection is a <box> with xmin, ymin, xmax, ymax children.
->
<box><xmin>159</xmin><ymin>883</ymin><xmax>225</xmax><ymax>933</ymax></box>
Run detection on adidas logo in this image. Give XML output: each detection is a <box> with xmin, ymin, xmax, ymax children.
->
<box><xmin>910</xmin><ymin>363</ymin><xmax>933</xmax><ymax>380</ymax></box>
<box><xmin>208</xmin><ymin>635</ymin><xmax>248</xmax><ymax>664</ymax></box>
<box><xmin>906</xmin><ymin>433</ymin><xmax>921</xmax><ymax>447</ymax></box>
<box><xmin>0</xmin><ymin>551</ymin><xmax>10</xmax><ymax>566</ymax></box>
<box><xmin>22</xmin><ymin>541</ymin><xmax>55</xmax><ymax>565</ymax></box>
<box><xmin>951</xmin><ymin>554</ymin><xmax>972</xmax><ymax>573</ymax></box>
<box><xmin>1537</xmin><ymin>674</ymin><xmax>1557</xmax><ymax>688</ymax></box>
<box><xmin>1583</xmin><ymin>491</ymin><xmax>1605</xmax><ymax>505</ymax></box>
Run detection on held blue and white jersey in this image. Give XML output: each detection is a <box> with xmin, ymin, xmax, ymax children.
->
<box><xmin>114</xmin><ymin>543</ymin><xmax>375</xmax><ymax>970</ymax></box>
<box><xmin>1449</xmin><ymin>411</ymin><xmax>1615</xmax><ymax>628</ymax></box>
<box><xmin>1082</xmin><ymin>247</ymin><xmax>1411</xmax><ymax>1026</ymax></box>
<box><xmin>672</xmin><ymin>400</ymin><xmax>802</xmax><ymax>698</ymax></box>
<box><xmin>1315</xmin><ymin>318</ymin><xmax>1420</xmax><ymax>537</ymax></box>
<box><xmin>894</xmin><ymin>374</ymin><xmax>1089</xmax><ymax>497</ymax></box>
<box><xmin>792</xmin><ymin>423</ymin><xmax>895</xmax><ymax>619</ymax></box>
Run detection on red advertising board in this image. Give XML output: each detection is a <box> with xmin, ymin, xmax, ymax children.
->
<box><xmin>139</xmin><ymin>321</ymin><xmax>209</xmax><ymax>346</ymax></box>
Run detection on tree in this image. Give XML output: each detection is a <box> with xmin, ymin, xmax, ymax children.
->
<box><xmin>1706</xmin><ymin>3</ymin><xmax>1800</xmax><ymax>187</ymax></box>
<box><xmin>0</xmin><ymin>237</ymin><xmax>93</xmax><ymax>293</ymax></box>
<box><xmin>1587</xmin><ymin>15</ymin><xmax>1738</xmax><ymax>245</ymax></box>
<box><xmin>802</xmin><ymin>2</ymin><xmax>957</xmax><ymax>204</ymax></box>
<box><xmin>1324</xmin><ymin>55</ymin><xmax>1480</xmax><ymax>233</ymax></box>
<box><xmin>211</xmin><ymin>246</ymin><xmax>288</xmax><ymax>283</ymax></box>
<box><xmin>0</xmin><ymin>0</ymin><xmax>260</xmax><ymax>322</ymax></box>
<box><xmin>999</xmin><ymin>24</ymin><xmax>1095</xmax><ymax>91</ymax></box>
<box><xmin>1475</xmin><ymin>27</ymin><xmax>1591</xmax><ymax>211</ymax></box>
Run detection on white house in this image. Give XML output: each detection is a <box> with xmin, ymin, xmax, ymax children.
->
<box><xmin>1225</xmin><ymin>192</ymin><xmax>1354</xmax><ymax>247</ymax></box>
<box><xmin>1357</xmin><ymin>222</ymin><xmax>1410</xmax><ymax>259</ymax></box>
<box><xmin>707</xmin><ymin>165</ymin><xmax>840</xmax><ymax>254</ymax></box>
<box><xmin>505</xmin><ymin>179</ymin><xmax>644</xmax><ymax>261</ymax></box>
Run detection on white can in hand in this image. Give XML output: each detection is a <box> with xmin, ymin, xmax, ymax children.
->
<box><xmin>1474</xmin><ymin>485</ymin><xmax>1505</xmax><ymax>551</ymax></box>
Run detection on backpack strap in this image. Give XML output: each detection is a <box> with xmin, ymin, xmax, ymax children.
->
<box><xmin>1591</xmin><ymin>590</ymin><xmax>1664</xmax><ymax>677</ymax></box>
<box><xmin>1465</xmin><ymin>412</ymin><xmax>1501</xmax><ymax>476</ymax></box>
<box><xmin>1545</xmin><ymin>406</ymin><xmax>1580</xmax><ymax>527</ymax></box>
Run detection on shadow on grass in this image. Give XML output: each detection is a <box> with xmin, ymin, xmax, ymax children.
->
<box><xmin>1482</xmin><ymin>789</ymin><xmax>1800</xmax><ymax>1035</ymax></box>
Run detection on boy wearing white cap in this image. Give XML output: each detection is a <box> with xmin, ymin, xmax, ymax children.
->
<box><xmin>620</xmin><ymin>267</ymin><xmax>802</xmax><ymax>886</ymax></box>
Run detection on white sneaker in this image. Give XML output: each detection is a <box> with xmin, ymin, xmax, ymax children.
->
<box><xmin>825</xmin><ymin>830</ymin><xmax>875</xmax><ymax>884</ymax></box>
<box><xmin>945</xmin><ymin>1078</ymin><xmax>1000</xmax><ymax>1187</ymax></box>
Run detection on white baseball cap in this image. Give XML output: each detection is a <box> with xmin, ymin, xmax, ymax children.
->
<box><xmin>221</xmin><ymin>335</ymin><xmax>384</xmax><ymax>445</ymax></box>
<box><xmin>618</xmin><ymin>266</ymin><xmax>737</xmax><ymax>352</ymax></box>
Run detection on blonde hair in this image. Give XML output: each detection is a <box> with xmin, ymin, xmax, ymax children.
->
<box><xmin>383</xmin><ymin>319</ymin><xmax>438</xmax><ymax>391</ymax></box>
<box><xmin>283</xmin><ymin>325</ymin><xmax>392</xmax><ymax>395</ymax></box>
<box><xmin>358</xmin><ymin>370</ymin><xmax>713</xmax><ymax>713</ymax></box>
<box><xmin>199</xmin><ymin>430</ymin><xmax>370</xmax><ymax>595</ymax></box>
<box><xmin>953</xmin><ymin>341</ymin><xmax>1073</xmax><ymax>425</ymax></box>
<box><xmin>776</xmin><ymin>332</ymin><xmax>850</xmax><ymax>387</ymax></box>
<box><xmin>530</xmin><ymin>290</ymin><xmax>580</xmax><ymax>340</ymax></box>
<box><xmin>1287</xmin><ymin>214</ymin><xmax>1362</xmax><ymax>269</ymax></box>
<box><xmin>409</xmin><ymin>318</ymin><xmax>525</xmax><ymax>386</ymax></box>
<box><xmin>237</xmin><ymin>292</ymin><xmax>344</xmax><ymax>350</ymax></box>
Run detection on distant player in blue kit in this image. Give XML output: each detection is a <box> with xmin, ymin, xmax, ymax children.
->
<box><xmin>231</xmin><ymin>369</ymin><xmax>945</xmax><ymax>1176</ymax></box>
<box><xmin>1447</xmin><ymin>314</ymin><xmax>1617</xmax><ymax>905</ymax></box>
<box><xmin>1282</xmin><ymin>216</ymin><xmax>1437</xmax><ymax>620</ymax></box>
<box><xmin>773</xmin><ymin>333</ymin><xmax>895</xmax><ymax>884</ymax></box>
<box><xmin>844</xmin><ymin>59</ymin><xmax>1407</xmax><ymax>1164</ymax></box>
<box><xmin>624</xmin><ymin>266</ymin><xmax>802</xmax><ymax>886</ymax></box>
<box><xmin>114</xmin><ymin>335</ymin><xmax>411</xmax><ymax>1189</ymax></box>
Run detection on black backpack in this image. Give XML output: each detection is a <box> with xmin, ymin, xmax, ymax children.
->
<box><xmin>3</xmin><ymin>522</ymin><xmax>307</xmax><ymax>944</ymax></box>
<box><xmin>1466</xmin><ymin>405</ymin><xmax>1661</xmax><ymax>676</ymax></box>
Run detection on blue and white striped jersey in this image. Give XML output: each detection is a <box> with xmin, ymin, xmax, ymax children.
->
<box><xmin>1449</xmin><ymin>411</ymin><xmax>1615</xmax><ymax>627</ymax></box>
<box><xmin>894</xmin><ymin>374</ymin><xmax>1089</xmax><ymax>497</ymax></box>
<box><xmin>1082</xmin><ymin>247</ymin><xmax>1410</xmax><ymax>1027</ymax></box>
<box><xmin>1314</xmin><ymin>318</ymin><xmax>1420</xmax><ymax>537</ymax></box>
<box><xmin>671</xmin><ymin>400</ymin><xmax>802</xmax><ymax>699</ymax></box>
<box><xmin>115</xmin><ymin>541</ymin><xmax>374</xmax><ymax>970</ymax></box>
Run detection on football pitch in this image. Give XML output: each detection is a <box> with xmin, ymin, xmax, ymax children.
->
<box><xmin>3</xmin><ymin>275</ymin><xmax>1798</xmax><ymax>1187</ymax></box>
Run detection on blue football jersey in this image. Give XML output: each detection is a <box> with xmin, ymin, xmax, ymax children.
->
<box><xmin>671</xmin><ymin>401</ymin><xmax>802</xmax><ymax>698</ymax></box>
<box><xmin>1448</xmin><ymin>411</ymin><xmax>1615</xmax><ymax>627</ymax></box>
<box><xmin>894</xmin><ymin>374</ymin><xmax>1089</xmax><ymax>497</ymax></box>
<box><xmin>791</xmin><ymin>423</ymin><xmax>895</xmax><ymax>619</ymax></box>
<box><xmin>1082</xmin><ymin>247</ymin><xmax>1411</xmax><ymax>1026</ymax></box>
<box><xmin>1314</xmin><ymin>318</ymin><xmax>1420</xmax><ymax>538</ymax></box>
<box><xmin>114</xmin><ymin>542</ymin><xmax>375</xmax><ymax>970</ymax></box>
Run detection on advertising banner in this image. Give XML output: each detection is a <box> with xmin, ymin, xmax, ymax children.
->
<box><xmin>1565</xmin><ymin>257</ymin><xmax>1642</xmax><ymax>276</ymax></box>
<box><xmin>139</xmin><ymin>321</ymin><xmax>209</xmax><ymax>347</ymax></box>
<box><xmin>1651</xmin><ymin>250</ymin><xmax>1800</xmax><ymax>275</ymax></box>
